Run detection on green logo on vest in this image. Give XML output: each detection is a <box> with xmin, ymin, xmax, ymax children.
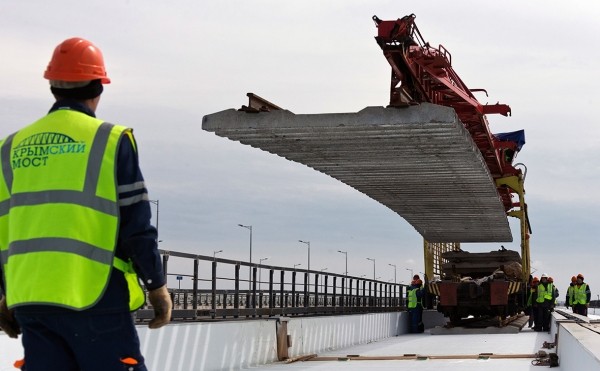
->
<box><xmin>11</xmin><ymin>132</ymin><xmax>86</xmax><ymax>169</ymax></box>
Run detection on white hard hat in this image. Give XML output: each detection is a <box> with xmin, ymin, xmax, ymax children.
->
<box><xmin>541</xmin><ymin>273</ymin><xmax>548</xmax><ymax>278</ymax></box>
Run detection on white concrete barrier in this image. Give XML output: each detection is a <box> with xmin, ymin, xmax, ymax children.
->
<box><xmin>0</xmin><ymin>310</ymin><xmax>444</xmax><ymax>370</ymax></box>
<box><xmin>286</xmin><ymin>312</ymin><xmax>409</xmax><ymax>357</ymax></box>
<box><xmin>137</xmin><ymin>320</ymin><xmax>279</xmax><ymax>370</ymax></box>
<box><xmin>552</xmin><ymin>312</ymin><xmax>600</xmax><ymax>369</ymax></box>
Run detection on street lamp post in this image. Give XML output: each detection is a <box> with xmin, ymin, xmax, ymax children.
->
<box><xmin>366</xmin><ymin>258</ymin><xmax>376</xmax><ymax>280</ymax></box>
<box><xmin>238</xmin><ymin>224</ymin><xmax>253</xmax><ymax>289</ymax></box>
<box><xmin>406</xmin><ymin>268</ymin><xmax>413</xmax><ymax>279</ymax></box>
<box><xmin>298</xmin><ymin>240</ymin><xmax>310</xmax><ymax>271</ymax></box>
<box><xmin>213</xmin><ymin>249</ymin><xmax>223</xmax><ymax>260</ymax></box>
<box><xmin>259</xmin><ymin>257</ymin><xmax>269</xmax><ymax>291</ymax></box>
<box><xmin>337</xmin><ymin>250</ymin><xmax>348</xmax><ymax>276</ymax></box>
<box><xmin>388</xmin><ymin>263</ymin><xmax>397</xmax><ymax>284</ymax></box>
<box><xmin>293</xmin><ymin>263</ymin><xmax>302</xmax><ymax>270</ymax></box>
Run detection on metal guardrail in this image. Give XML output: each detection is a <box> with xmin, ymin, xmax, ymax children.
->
<box><xmin>135</xmin><ymin>249</ymin><xmax>408</xmax><ymax>322</ymax></box>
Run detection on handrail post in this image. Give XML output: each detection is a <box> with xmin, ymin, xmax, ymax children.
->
<box><xmin>280</xmin><ymin>270</ymin><xmax>285</xmax><ymax>310</ymax></box>
<box><xmin>303</xmin><ymin>272</ymin><xmax>309</xmax><ymax>308</ymax></box>
<box><xmin>234</xmin><ymin>263</ymin><xmax>240</xmax><ymax>318</ymax></box>
<box><xmin>292</xmin><ymin>271</ymin><xmax>297</xmax><ymax>309</ymax></box>
<box><xmin>349</xmin><ymin>278</ymin><xmax>353</xmax><ymax>309</ymax></box>
<box><xmin>323</xmin><ymin>276</ymin><xmax>329</xmax><ymax>307</ymax></box>
<box><xmin>211</xmin><ymin>261</ymin><xmax>217</xmax><ymax>319</ymax></box>
<box><xmin>269</xmin><ymin>269</ymin><xmax>275</xmax><ymax>308</ymax></box>
<box><xmin>314</xmin><ymin>273</ymin><xmax>319</xmax><ymax>313</ymax></box>
<box><xmin>332</xmin><ymin>276</ymin><xmax>337</xmax><ymax>312</ymax></box>
<box><xmin>252</xmin><ymin>266</ymin><xmax>258</xmax><ymax>317</ymax></box>
<box><xmin>193</xmin><ymin>258</ymin><xmax>199</xmax><ymax>313</ymax></box>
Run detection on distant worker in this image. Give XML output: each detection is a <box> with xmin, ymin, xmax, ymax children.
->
<box><xmin>572</xmin><ymin>274</ymin><xmax>591</xmax><ymax>316</ymax></box>
<box><xmin>407</xmin><ymin>278</ymin><xmax>425</xmax><ymax>333</ymax></box>
<box><xmin>526</xmin><ymin>276</ymin><xmax>539</xmax><ymax>328</ymax></box>
<box><xmin>0</xmin><ymin>37</ymin><xmax>172</xmax><ymax>370</ymax></box>
<box><xmin>565</xmin><ymin>276</ymin><xmax>577</xmax><ymax>309</ymax></box>
<box><xmin>548</xmin><ymin>277</ymin><xmax>559</xmax><ymax>306</ymax></box>
<box><xmin>533</xmin><ymin>273</ymin><xmax>555</xmax><ymax>332</ymax></box>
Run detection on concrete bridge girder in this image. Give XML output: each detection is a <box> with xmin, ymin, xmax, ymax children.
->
<box><xmin>202</xmin><ymin>103</ymin><xmax>512</xmax><ymax>243</ymax></box>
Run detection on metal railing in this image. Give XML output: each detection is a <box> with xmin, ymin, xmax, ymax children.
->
<box><xmin>135</xmin><ymin>249</ymin><xmax>408</xmax><ymax>322</ymax></box>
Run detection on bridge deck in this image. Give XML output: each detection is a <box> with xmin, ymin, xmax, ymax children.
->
<box><xmin>203</xmin><ymin>103</ymin><xmax>511</xmax><ymax>242</ymax></box>
<box><xmin>255</xmin><ymin>327</ymin><xmax>557</xmax><ymax>370</ymax></box>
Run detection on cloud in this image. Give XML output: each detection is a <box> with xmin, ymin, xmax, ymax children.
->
<box><xmin>2</xmin><ymin>0</ymin><xmax>600</xmax><ymax>291</ymax></box>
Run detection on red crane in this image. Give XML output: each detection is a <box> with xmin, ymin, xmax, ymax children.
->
<box><xmin>373</xmin><ymin>14</ymin><xmax>523</xmax><ymax>212</ymax></box>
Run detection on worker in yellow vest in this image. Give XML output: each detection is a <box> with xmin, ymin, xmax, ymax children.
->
<box><xmin>548</xmin><ymin>277</ymin><xmax>559</xmax><ymax>306</ymax></box>
<box><xmin>572</xmin><ymin>273</ymin><xmax>591</xmax><ymax>316</ymax></box>
<box><xmin>532</xmin><ymin>273</ymin><xmax>555</xmax><ymax>332</ymax></box>
<box><xmin>526</xmin><ymin>276</ymin><xmax>539</xmax><ymax>328</ymax></box>
<box><xmin>565</xmin><ymin>276</ymin><xmax>577</xmax><ymax>309</ymax></box>
<box><xmin>407</xmin><ymin>278</ymin><xmax>424</xmax><ymax>333</ymax></box>
<box><xmin>0</xmin><ymin>37</ymin><xmax>172</xmax><ymax>371</ymax></box>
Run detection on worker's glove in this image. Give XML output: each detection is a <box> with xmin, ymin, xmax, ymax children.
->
<box><xmin>147</xmin><ymin>285</ymin><xmax>172</xmax><ymax>329</ymax></box>
<box><xmin>0</xmin><ymin>296</ymin><xmax>20</xmax><ymax>339</ymax></box>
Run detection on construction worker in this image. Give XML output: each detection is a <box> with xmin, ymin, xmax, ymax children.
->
<box><xmin>548</xmin><ymin>277</ymin><xmax>559</xmax><ymax>306</ymax></box>
<box><xmin>0</xmin><ymin>37</ymin><xmax>172</xmax><ymax>370</ymax></box>
<box><xmin>526</xmin><ymin>276</ymin><xmax>539</xmax><ymax>328</ymax></box>
<box><xmin>533</xmin><ymin>273</ymin><xmax>555</xmax><ymax>332</ymax></box>
<box><xmin>407</xmin><ymin>278</ymin><xmax>424</xmax><ymax>333</ymax></box>
<box><xmin>565</xmin><ymin>276</ymin><xmax>577</xmax><ymax>309</ymax></box>
<box><xmin>572</xmin><ymin>273</ymin><xmax>591</xmax><ymax>316</ymax></box>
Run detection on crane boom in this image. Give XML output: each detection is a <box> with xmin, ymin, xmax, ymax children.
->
<box><xmin>373</xmin><ymin>14</ymin><xmax>522</xmax><ymax>212</ymax></box>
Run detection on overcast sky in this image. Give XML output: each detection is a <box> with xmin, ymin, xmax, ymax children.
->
<box><xmin>1</xmin><ymin>1</ymin><xmax>599</xmax><ymax>296</ymax></box>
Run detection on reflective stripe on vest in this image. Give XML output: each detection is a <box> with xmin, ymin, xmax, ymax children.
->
<box><xmin>0</xmin><ymin>109</ymin><xmax>143</xmax><ymax>310</ymax></box>
<box><xmin>572</xmin><ymin>284</ymin><xmax>588</xmax><ymax>305</ymax></box>
<box><xmin>536</xmin><ymin>283</ymin><xmax>553</xmax><ymax>303</ymax></box>
<box><xmin>408</xmin><ymin>288</ymin><xmax>421</xmax><ymax>309</ymax></box>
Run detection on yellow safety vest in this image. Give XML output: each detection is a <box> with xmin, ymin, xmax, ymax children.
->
<box><xmin>408</xmin><ymin>287</ymin><xmax>422</xmax><ymax>309</ymax></box>
<box><xmin>572</xmin><ymin>284</ymin><xmax>588</xmax><ymax>305</ymax></box>
<box><xmin>536</xmin><ymin>283</ymin><xmax>553</xmax><ymax>303</ymax></box>
<box><xmin>527</xmin><ymin>287</ymin><xmax>535</xmax><ymax>306</ymax></box>
<box><xmin>0</xmin><ymin>109</ymin><xmax>144</xmax><ymax>311</ymax></box>
<box><xmin>567</xmin><ymin>285</ymin><xmax>573</xmax><ymax>305</ymax></box>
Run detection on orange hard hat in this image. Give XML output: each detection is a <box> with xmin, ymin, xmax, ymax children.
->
<box><xmin>548</xmin><ymin>277</ymin><xmax>553</xmax><ymax>283</ymax></box>
<box><xmin>44</xmin><ymin>37</ymin><xmax>110</xmax><ymax>83</ymax></box>
<box><xmin>532</xmin><ymin>276</ymin><xmax>539</xmax><ymax>282</ymax></box>
<box><xmin>571</xmin><ymin>276</ymin><xmax>577</xmax><ymax>282</ymax></box>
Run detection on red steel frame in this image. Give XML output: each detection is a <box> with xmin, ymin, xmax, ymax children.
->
<box><xmin>373</xmin><ymin>14</ymin><xmax>520</xmax><ymax>211</ymax></box>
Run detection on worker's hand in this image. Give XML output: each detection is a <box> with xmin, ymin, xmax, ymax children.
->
<box><xmin>0</xmin><ymin>296</ymin><xmax>20</xmax><ymax>339</ymax></box>
<box><xmin>147</xmin><ymin>285</ymin><xmax>172</xmax><ymax>329</ymax></box>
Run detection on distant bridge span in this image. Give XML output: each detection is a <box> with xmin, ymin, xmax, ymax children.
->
<box><xmin>202</xmin><ymin>102</ymin><xmax>511</xmax><ymax>243</ymax></box>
